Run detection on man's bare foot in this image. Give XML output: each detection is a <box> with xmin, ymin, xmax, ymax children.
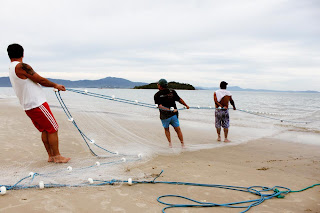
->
<box><xmin>181</xmin><ymin>142</ymin><xmax>185</xmax><ymax>148</ymax></box>
<box><xmin>53</xmin><ymin>155</ymin><xmax>71</xmax><ymax>163</ymax></box>
<box><xmin>217</xmin><ymin>136</ymin><xmax>221</xmax><ymax>142</ymax></box>
<box><xmin>48</xmin><ymin>156</ymin><xmax>54</xmax><ymax>162</ymax></box>
<box><xmin>169</xmin><ymin>142</ymin><xmax>172</xmax><ymax>148</ymax></box>
<box><xmin>224</xmin><ymin>139</ymin><xmax>230</xmax><ymax>142</ymax></box>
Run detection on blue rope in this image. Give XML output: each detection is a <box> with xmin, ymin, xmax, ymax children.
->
<box><xmin>2</xmin><ymin>169</ymin><xmax>318</xmax><ymax>213</ymax></box>
<box><xmin>1</xmin><ymin>157</ymin><xmax>140</xmax><ymax>189</ymax></box>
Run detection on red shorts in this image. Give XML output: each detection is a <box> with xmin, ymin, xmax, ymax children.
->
<box><xmin>25</xmin><ymin>102</ymin><xmax>59</xmax><ymax>134</ymax></box>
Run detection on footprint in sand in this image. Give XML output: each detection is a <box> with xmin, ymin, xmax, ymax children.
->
<box><xmin>100</xmin><ymin>198</ymin><xmax>111</xmax><ymax>210</ymax></box>
<box><xmin>136</xmin><ymin>203</ymin><xmax>147</xmax><ymax>208</ymax></box>
<box><xmin>115</xmin><ymin>189</ymin><xmax>129</xmax><ymax>196</ymax></box>
<box><xmin>111</xmin><ymin>206</ymin><xmax>126</xmax><ymax>212</ymax></box>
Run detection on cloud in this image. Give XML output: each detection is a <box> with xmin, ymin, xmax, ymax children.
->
<box><xmin>0</xmin><ymin>0</ymin><xmax>319</xmax><ymax>91</ymax></box>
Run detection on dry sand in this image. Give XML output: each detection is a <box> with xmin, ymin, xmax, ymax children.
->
<box><xmin>0</xmin><ymin>99</ymin><xmax>319</xmax><ymax>213</ymax></box>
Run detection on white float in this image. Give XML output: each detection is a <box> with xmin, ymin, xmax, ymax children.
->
<box><xmin>128</xmin><ymin>178</ymin><xmax>132</xmax><ymax>186</ymax></box>
<box><xmin>67</xmin><ymin>166</ymin><xmax>72</xmax><ymax>171</ymax></box>
<box><xmin>88</xmin><ymin>178</ymin><xmax>94</xmax><ymax>184</ymax></box>
<box><xmin>39</xmin><ymin>181</ymin><xmax>44</xmax><ymax>189</ymax></box>
<box><xmin>0</xmin><ymin>186</ymin><xmax>6</xmax><ymax>195</ymax></box>
<box><xmin>95</xmin><ymin>162</ymin><xmax>100</xmax><ymax>166</ymax></box>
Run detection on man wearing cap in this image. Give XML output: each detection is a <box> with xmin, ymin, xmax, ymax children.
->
<box><xmin>213</xmin><ymin>81</ymin><xmax>236</xmax><ymax>142</ymax></box>
<box><xmin>154</xmin><ymin>79</ymin><xmax>189</xmax><ymax>148</ymax></box>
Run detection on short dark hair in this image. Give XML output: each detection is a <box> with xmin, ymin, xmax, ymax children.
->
<box><xmin>7</xmin><ymin>43</ymin><xmax>24</xmax><ymax>59</ymax></box>
<box><xmin>220</xmin><ymin>81</ymin><xmax>228</xmax><ymax>89</ymax></box>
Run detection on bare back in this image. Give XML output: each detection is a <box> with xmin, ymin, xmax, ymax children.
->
<box><xmin>214</xmin><ymin>92</ymin><xmax>236</xmax><ymax>110</ymax></box>
<box><xmin>219</xmin><ymin>96</ymin><xmax>232</xmax><ymax>108</ymax></box>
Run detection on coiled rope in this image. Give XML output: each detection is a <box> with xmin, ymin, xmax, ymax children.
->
<box><xmin>1</xmin><ymin>169</ymin><xmax>318</xmax><ymax>213</ymax></box>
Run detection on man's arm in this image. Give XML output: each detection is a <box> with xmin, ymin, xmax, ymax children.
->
<box><xmin>154</xmin><ymin>94</ymin><xmax>172</xmax><ymax>112</ymax></box>
<box><xmin>230</xmin><ymin>96</ymin><xmax>236</xmax><ymax>110</ymax></box>
<box><xmin>214</xmin><ymin>92</ymin><xmax>224</xmax><ymax>108</ymax></box>
<box><xmin>179</xmin><ymin>98</ymin><xmax>189</xmax><ymax>109</ymax></box>
<box><xmin>16</xmin><ymin>63</ymin><xmax>65</xmax><ymax>91</ymax></box>
<box><xmin>157</xmin><ymin>104</ymin><xmax>175</xmax><ymax>112</ymax></box>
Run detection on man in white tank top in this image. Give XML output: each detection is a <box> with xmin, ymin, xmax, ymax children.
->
<box><xmin>7</xmin><ymin>43</ymin><xmax>70</xmax><ymax>163</ymax></box>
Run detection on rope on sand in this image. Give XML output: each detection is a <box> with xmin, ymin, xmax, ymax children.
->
<box><xmin>1</xmin><ymin>170</ymin><xmax>319</xmax><ymax>213</ymax></box>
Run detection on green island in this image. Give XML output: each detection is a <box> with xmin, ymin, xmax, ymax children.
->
<box><xmin>134</xmin><ymin>81</ymin><xmax>195</xmax><ymax>90</ymax></box>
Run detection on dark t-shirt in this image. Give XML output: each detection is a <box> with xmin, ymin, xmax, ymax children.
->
<box><xmin>154</xmin><ymin>88</ymin><xmax>181</xmax><ymax>120</ymax></box>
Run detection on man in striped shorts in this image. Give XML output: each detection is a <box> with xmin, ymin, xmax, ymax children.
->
<box><xmin>7</xmin><ymin>43</ymin><xmax>70</xmax><ymax>163</ymax></box>
<box><xmin>214</xmin><ymin>81</ymin><xmax>236</xmax><ymax>142</ymax></box>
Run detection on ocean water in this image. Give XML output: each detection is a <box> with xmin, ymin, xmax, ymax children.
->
<box><xmin>0</xmin><ymin>87</ymin><xmax>319</xmax><ymax>186</ymax></box>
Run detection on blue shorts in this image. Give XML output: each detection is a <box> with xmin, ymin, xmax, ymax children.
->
<box><xmin>161</xmin><ymin>115</ymin><xmax>180</xmax><ymax>128</ymax></box>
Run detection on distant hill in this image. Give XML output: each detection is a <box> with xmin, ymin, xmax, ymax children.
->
<box><xmin>0</xmin><ymin>77</ymin><xmax>147</xmax><ymax>89</ymax></box>
<box><xmin>0</xmin><ymin>77</ymin><xmax>11</xmax><ymax>87</ymax></box>
<box><xmin>0</xmin><ymin>76</ymin><xmax>318</xmax><ymax>93</ymax></box>
<box><xmin>134</xmin><ymin>81</ymin><xmax>195</xmax><ymax>90</ymax></box>
<box><xmin>196</xmin><ymin>86</ymin><xmax>319</xmax><ymax>93</ymax></box>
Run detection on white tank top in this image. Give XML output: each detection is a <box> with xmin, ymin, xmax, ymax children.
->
<box><xmin>9</xmin><ymin>61</ymin><xmax>47</xmax><ymax>110</ymax></box>
<box><xmin>215</xmin><ymin>89</ymin><xmax>232</xmax><ymax>102</ymax></box>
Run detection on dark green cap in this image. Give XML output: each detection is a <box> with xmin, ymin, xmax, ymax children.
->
<box><xmin>158</xmin><ymin>79</ymin><xmax>168</xmax><ymax>88</ymax></box>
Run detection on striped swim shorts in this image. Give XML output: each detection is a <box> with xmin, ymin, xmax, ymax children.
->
<box><xmin>25</xmin><ymin>102</ymin><xmax>59</xmax><ymax>134</ymax></box>
<box><xmin>215</xmin><ymin>109</ymin><xmax>229</xmax><ymax>129</ymax></box>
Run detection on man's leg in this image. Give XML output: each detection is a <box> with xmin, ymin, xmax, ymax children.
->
<box><xmin>216</xmin><ymin>128</ymin><xmax>221</xmax><ymax>141</ymax></box>
<box><xmin>47</xmin><ymin>131</ymin><xmax>70</xmax><ymax>163</ymax></box>
<box><xmin>223</xmin><ymin>128</ymin><xmax>230</xmax><ymax>142</ymax></box>
<box><xmin>164</xmin><ymin>128</ymin><xmax>172</xmax><ymax>148</ymax></box>
<box><xmin>215</xmin><ymin>110</ymin><xmax>222</xmax><ymax>141</ymax></box>
<box><xmin>41</xmin><ymin>131</ymin><xmax>54</xmax><ymax>162</ymax></box>
<box><xmin>173</xmin><ymin>126</ymin><xmax>185</xmax><ymax>148</ymax></box>
<box><xmin>223</xmin><ymin>110</ymin><xmax>230</xmax><ymax>142</ymax></box>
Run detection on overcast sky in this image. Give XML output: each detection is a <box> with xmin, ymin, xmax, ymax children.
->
<box><xmin>1</xmin><ymin>0</ymin><xmax>319</xmax><ymax>91</ymax></box>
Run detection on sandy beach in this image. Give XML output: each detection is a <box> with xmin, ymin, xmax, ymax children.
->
<box><xmin>0</xmin><ymin>98</ymin><xmax>319</xmax><ymax>213</ymax></box>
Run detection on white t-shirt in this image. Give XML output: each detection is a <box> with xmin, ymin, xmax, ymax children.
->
<box><xmin>215</xmin><ymin>89</ymin><xmax>232</xmax><ymax>102</ymax></box>
<box><xmin>9</xmin><ymin>61</ymin><xmax>46</xmax><ymax>110</ymax></box>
